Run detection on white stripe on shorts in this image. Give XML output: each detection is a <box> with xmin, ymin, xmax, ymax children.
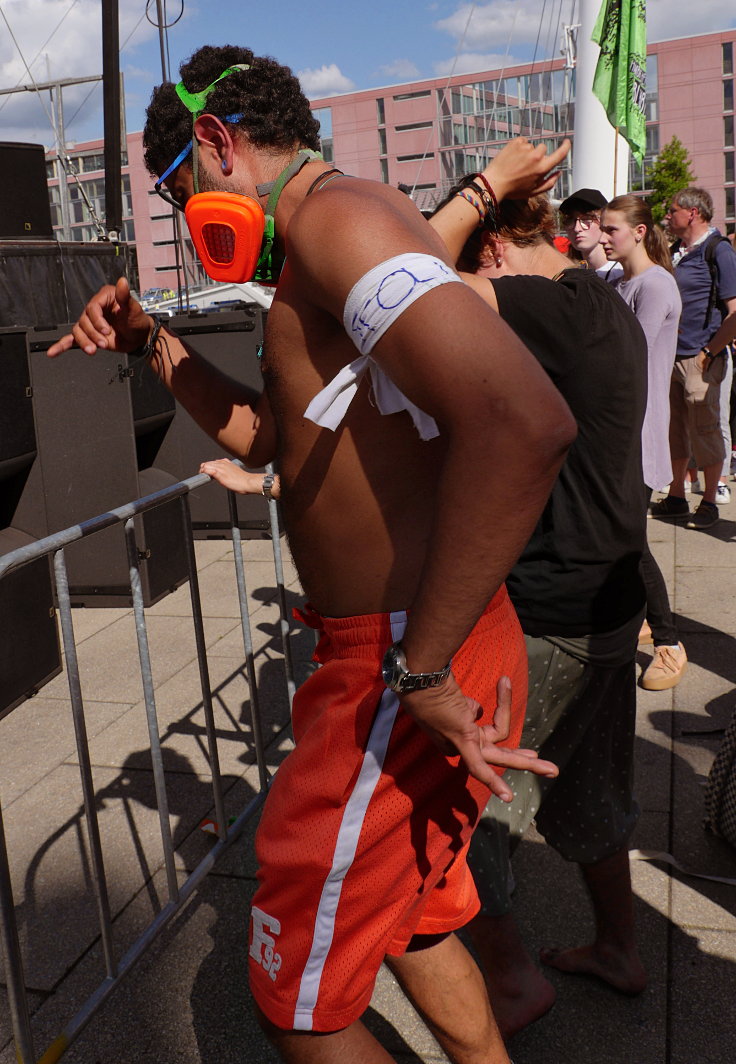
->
<box><xmin>292</xmin><ymin>610</ymin><xmax>407</xmax><ymax>1030</ymax></box>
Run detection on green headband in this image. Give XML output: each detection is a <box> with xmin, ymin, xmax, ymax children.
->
<box><xmin>175</xmin><ymin>64</ymin><xmax>250</xmax><ymax>117</ymax></box>
<box><xmin>175</xmin><ymin>64</ymin><xmax>250</xmax><ymax>196</ymax></box>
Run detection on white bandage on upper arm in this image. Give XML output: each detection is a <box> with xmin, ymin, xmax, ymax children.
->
<box><xmin>343</xmin><ymin>253</ymin><xmax>462</xmax><ymax>355</ymax></box>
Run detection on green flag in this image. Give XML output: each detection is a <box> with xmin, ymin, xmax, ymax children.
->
<box><xmin>591</xmin><ymin>0</ymin><xmax>647</xmax><ymax>163</ymax></box>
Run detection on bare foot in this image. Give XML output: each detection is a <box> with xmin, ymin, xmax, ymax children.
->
<box><xmin>467</xmin><ymin>913</ymin><xmax>557</xmax><ymax>1039</ymax></box>
<box><xmin>484</xmin><ymin>963</ymin><xmax>557</xmax><ymax>1039</ymax></box>
<box><xmin>540</xmin><ymin>943</ymin><xmax>647</xmax><ymax>996</ymax></box>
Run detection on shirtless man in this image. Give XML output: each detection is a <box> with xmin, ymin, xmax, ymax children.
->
<box><xmin>48</xmin><ymin>45</ymin><xmax>575</xmax><ymax>1064</ymax></box>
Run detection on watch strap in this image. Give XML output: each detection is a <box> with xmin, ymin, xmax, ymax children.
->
<box><xmin>382</xmin><ymin>641</ymin><xmax>452</xmax><ymax>694</ymax></box>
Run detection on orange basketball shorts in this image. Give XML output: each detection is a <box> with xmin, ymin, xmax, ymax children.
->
<box><xmin>248</xmin><ymin>585</ymin><xmax>527</xmax><ymax>1033</ymax></box>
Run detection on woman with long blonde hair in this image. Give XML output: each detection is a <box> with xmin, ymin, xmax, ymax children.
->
<box><xmin>600</xmin><ymin>194</ymin><xmax>686</xmax><ymax>690</ymax></box>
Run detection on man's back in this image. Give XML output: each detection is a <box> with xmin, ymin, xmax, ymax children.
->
<box><xmin>490</xmin><ymin>268</ymin><xmax>648</xmax><ymax>636</ymax></box>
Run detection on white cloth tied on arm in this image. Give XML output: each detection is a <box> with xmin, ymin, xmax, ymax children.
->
<box><xmin>303</xmin><ymin>252</ymin><xmax>463</xmax><ymax>441</ymax></box>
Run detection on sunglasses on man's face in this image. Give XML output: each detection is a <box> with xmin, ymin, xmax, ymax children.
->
<box><xmin>153</xmin><ymin>141</ymin><xmax>193</xmax><ymax>212</ymax></box>
<box><xmin>152</xmin><ymin>111</ymin><xmax>245</xmax><ymax>213</ymax></box>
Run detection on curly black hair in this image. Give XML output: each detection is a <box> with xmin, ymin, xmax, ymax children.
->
<box><xmin>142</xmin><ymin>44</ymin><xmax>321</xmax><ymax>177</ymax></box>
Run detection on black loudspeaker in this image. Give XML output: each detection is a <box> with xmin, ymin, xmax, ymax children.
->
<box><xmin>0</xmin><ymin>241</ymin><xmax>130</xmax><ymax>329</ymax></box>
<box><xmin>0</xmin><ymin>142</ymin><xmax>54</xmax><ymax>241</ymax></box>
<box><xmin>24</xmin><ymin>326</ymin><xmax>190</xmax><ymax>607</ymax></box>
<box><xmin>0</xmin><ymin>328</ymin><xmax>61</xmax><ymax>717</ymax></box>
<box><xmin>154</xmin><ymin>307</ymin><xmax>275</xmax><ymax>538</ymax></box>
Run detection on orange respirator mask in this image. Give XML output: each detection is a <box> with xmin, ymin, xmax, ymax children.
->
<box><xmin>155</xmin><ymin>64</ymin><xmax>322</xmax><ymax>284</ymax></box>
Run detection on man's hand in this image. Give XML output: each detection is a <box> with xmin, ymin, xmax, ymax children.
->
<box><xmin>484</xmin><ymin>137</ymin><xmax>571</xmax><ymax>201</ymax></box>
<box><xmin>46</xmin><ymin>276</ymin><xmax>153</xmax><ymax>358</ymax></box>
<box><xmin>400</xmin><ymin>674</ymin><xmax>558</xmax><ymax>801</ymax></box>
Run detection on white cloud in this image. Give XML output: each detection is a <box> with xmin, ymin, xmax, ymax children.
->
<box><xmin>647</xmin><ymin>0</ymin><xmax>736</xmax><ymax>41</ymax></box>
<box><xmin>377</xmin><ymin>59</ymin><xmax>421</xmax><ymax>82</ymax></box>
<box><xmin>434</xmin><ymin>1</ymin><xmax>559</xmax><ymax>53</ymax></box>
<box><xmin>433</xmin><ymin>52</ymin><xmax>525</xmax><ymax>77</ymax></box>
<box><xmin>0</xmin><ymin>0</ymin><xmax>158</xmax><ymax>144</ymax></box>
<box><xmin>434</xmin><ymin>0</ymin><xmax>736</xmax><ymax>56</ymax></box>
<box><xmin>298</xmin><ymin>63</ymin><xmax>356</xmax><ymax>98</ymax></box>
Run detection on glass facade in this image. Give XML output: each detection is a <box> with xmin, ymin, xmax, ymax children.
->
<box><xmin>435</xmin><ymin>68</ymin><xmax>574</xmax><ymax>199</ymax></box>
<box><xmin>312</xmin><ymin>106</ymin><xmax>334</xmax><ymax>163</ymax></box>
<box><xmin>48</xmin><ymin>151</ymin><xmax>134</xmax><ymax>242</ymax></box>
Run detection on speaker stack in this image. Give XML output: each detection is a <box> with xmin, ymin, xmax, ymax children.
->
<box><xmin>0</xmin><ymin>327</ymin><xmax>61</xmax><ymax>719</ymax></box>
<box><xmin>24</xmin><ymin>326</ymin><xmax>190</xmax><ymax>607</ymax></box>
<box><xmin>154</xmin><ymin>306</ymin><xmax>274</xmax><ymax>538</ymax></box>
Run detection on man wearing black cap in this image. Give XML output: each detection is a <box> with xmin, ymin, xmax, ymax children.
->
<box><xmin>559</xmin><ymin>188</ymin><xmax>622</xmax><ymax>281</ymax></box>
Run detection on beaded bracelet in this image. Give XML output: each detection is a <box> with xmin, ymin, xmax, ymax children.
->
<box><xmin>456</xmin><ymin>189</ymin><xmax>486</xmax><ymax>225</ymax></box>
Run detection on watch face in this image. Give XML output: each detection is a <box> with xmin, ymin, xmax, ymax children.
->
<box><xmin>382</xmin><ymin>648</ymin><xmax>398</xmax><ymax>687</ymax></box>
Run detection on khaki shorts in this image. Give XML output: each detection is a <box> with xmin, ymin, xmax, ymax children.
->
<box><xmin>669</xmin><ymin>354</ymin><xmax>727</xmax><ymax>468</ymax></box>
<box><xmin>470</xmin><ymin>634</ymin><xmax>639</xmax><ymax>916</ymax></box>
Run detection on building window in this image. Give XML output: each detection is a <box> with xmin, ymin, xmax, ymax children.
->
<box><xmin>393</xmin><ymin>90</ymin><xmax>430</xmax><ymax>101</ymax></box>
<box><xmin>395</xmin><ymin>122</ymin><xmax>433</xmax><ymax>132</ymax></box>
<box><xmin>725</xmin><ymin>79</ymin><xmax>734</xmax><ymax>112</ymax></box>
<box><xmin>377</xmin><ymin>97</ymin><xmax>385</xmax><ymax>125</ymax></box>
<box><xmin>397</xmin><ymin>153</ymin><xmax>434</xmax><ymax>162</ymax></box>
<box><xmin>378</xmin><ymin>128</ymin><xmax>387</xmax><ymax>155</ymax></box>
<box><xmin>646</xmin><ymin>125</ymin><xmax>659</xmax><ymax>155</ymax></box>
<box><xmin>380</xmin><ymin>158</ymin><xmax>389</xmax><ymax>183</ymax></box>
<box><xmin>726</xmin><ymin>114</ymin><xmax>735</xmax><ymax>148</ymax></box>
<box><xmin>724</xmin><ymin>42</ymin><xmax>734</xmax><ymax>76</ymax></box>
<box><xmin>311</xmin><ymin>106</ymin><xmax>334</xmax><ymax>163</ymax></box>
<box><xmin>726</xmin><ymin>151</ymin><xmax>735</xmax><ymax>185</ymax></box>
<box><xmin>725</xmin><ymin>186</ymin><xmax>735</xmax><ymax>218</ymax></box>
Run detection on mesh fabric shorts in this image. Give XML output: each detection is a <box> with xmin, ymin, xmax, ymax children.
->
<box><xmin>248</xmin><ymin>586</ymin><xmax>527</xmax><ymax>1032</ymax></box>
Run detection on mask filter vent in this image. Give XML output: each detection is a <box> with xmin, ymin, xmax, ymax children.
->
<box><xmin>184</xmin><ymin>191</ymin><xmax>265</xmax><ymax>282</ymax></box>
<box><xmin>202</xmin><ymin>222</ymin><xmax>236</xmax><ymax>265</ymax></box>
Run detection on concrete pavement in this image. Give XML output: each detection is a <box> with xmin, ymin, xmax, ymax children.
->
<box><xmin>0</xmin><ymin>486</ymin><xmax>735</xmax><ymax>1063</ymax></box>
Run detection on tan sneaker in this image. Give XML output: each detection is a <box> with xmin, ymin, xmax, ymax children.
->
<box><xmin>640</xmin><ymin>643</ymin><xmax>687</xmax><ymax>691</ymax></box>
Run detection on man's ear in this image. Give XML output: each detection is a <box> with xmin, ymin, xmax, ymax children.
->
<box><xmin>193</xmin><ymin>113</ymin><xmax>234</xmax><ymax>173</ymax></box>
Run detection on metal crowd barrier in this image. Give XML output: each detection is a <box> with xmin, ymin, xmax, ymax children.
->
<box><xmin>0</xmin><ymin>466</ymin><xmax>295</xmax><ymax>1063</ymax></box>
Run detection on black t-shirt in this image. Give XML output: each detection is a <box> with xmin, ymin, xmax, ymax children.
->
<box><xmin>492</xmin><ymin>268</ymin><xmax>648</xmax><ymax>636</ymax></box>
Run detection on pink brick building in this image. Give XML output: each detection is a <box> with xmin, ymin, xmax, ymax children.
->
<box><xmin>46</xmin><ymin>28</ymin><xmax>736</xmax><ymax>293</ymax></box>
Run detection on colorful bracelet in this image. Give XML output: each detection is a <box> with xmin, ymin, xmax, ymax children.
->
<box><xmin>457</xmin><ymin>190</ymin><xmax>486</xmax><ymax>225</ymax></box>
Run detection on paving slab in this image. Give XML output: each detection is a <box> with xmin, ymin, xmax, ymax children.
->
<box><xmin>83</xmin><ymin>652</ymin><xmax>292</xmax><ymax>779</ymax></box>
<box><xmin>673</xmin><ymin>567</ymin><xmax>736</xmax><ymax>635</ymax></box>
<box><xmin>38</xmin><ymin>612</ymin><xmax>238</xmax><ymax>705</ymax></box>
<box><xmin>0</xmin><ymin>696</ymin><xmax>133</xmax><ymax>809</ymax></box>
<box><xmin>0</xmin><ymin>761</ymin><xmax>235</xmax><ymax>990</ymax></box>
<box><xmin>668</xmin><ymin>928</ymin><xmax>736</xmax><ymax>1064</ymax></box>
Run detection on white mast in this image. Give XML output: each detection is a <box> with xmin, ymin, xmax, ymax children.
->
<box><xmin>571</xmin><ymin>0</ymin><xmax>630</xmax><ymax>198</ymax></box>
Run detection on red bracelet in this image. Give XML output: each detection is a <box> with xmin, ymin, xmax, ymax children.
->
<box><xmin>476</xmin><ymin>173</ymin><xmax>499</xmax><ymax>217</ymax></box>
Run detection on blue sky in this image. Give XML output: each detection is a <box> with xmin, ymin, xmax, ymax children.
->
<box><xmin>1</xmin><ymin>0</ymin><xmax>735</xmax><ymax>148</ymax></box>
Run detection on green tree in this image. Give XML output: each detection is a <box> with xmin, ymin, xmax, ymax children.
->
<box><xmin>646</xmin><ymin>135</ymin><xmax>696</xmax><ymax>223</ymax></box>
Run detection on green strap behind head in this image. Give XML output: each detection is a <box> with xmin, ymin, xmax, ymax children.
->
<box><xmin>255</xmin><ymin>150</ymin><xmax>324</xmax><ymax>283</ymax></box>
<box><xmin>263</xmin><ymin>150</ymin><xmax>323</xmax><ymax>218</ymax></box>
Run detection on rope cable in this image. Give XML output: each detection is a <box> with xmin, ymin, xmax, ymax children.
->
<box><xmin>409</xmin><ymin>1</ymin><xmax>478</xmax><ymax>195</ymax></box>
<box><xmin>0</xmin><ymin>0</ymin><xmax>80</xmax><ymax>114</ymax></box>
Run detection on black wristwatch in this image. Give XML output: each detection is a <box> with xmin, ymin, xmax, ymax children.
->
<box><xmin>381</xmin><ymin>641</ymin><xmax>452</xmax><ymax>694</ymax></box>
